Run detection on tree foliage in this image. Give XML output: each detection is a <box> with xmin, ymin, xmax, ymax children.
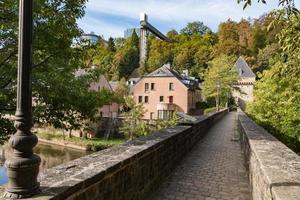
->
<box><xmin>202</xmin><ymin>55</ymin><xmax>238</xmax><ymax>107</ymax></box>
<box><xmin>0</xmin><ymin>0</ymin><xmax>117</xmax><ymax>137</ymax></box>
<box><xmin>119</xmin><ymin>96</ymin><xmax>151</xmax><ymax>140</ymax></box>
<box><xmin>114</xmin><ymin>78</ymin><xmax>129</xmax><ymax>104</ymax></box>
<box><xmin>156</xmin><ymin>112</ymin><xmax>179</xmax><ymax>130</ymax></box>
<box><xmin>180</xmin><ymin>21</ymin><xmax>211</xmax><ymax>36</ymax></box>
<box><xmin>243</xmin><ymin>1</ymin><xmax>300</xmax><ymax>153</ymax></box>
<box><xmin>247</xmin><ymin>61</ymin><xmax>300</xmax><ymax>153</ymax></box>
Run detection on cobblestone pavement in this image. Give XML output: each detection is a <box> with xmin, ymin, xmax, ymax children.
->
<box><xmin>150</xmin><ymin>112</ymin><xmax>251</xmax><ymax>200</ymax></box>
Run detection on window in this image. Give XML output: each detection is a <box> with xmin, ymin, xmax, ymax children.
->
<box><xmin>159</xmin><ymin>96</ymin><xmax>164</xmax><ymax>102</ymax></box>
<box><xmin>144</xmin><ymin>96</ymin><xmax>149</xmax><ymax>103</ymax></box>
<box><xmin>158</xmin><ymin>110</ymin><xmax>172</xmax><ymax>120</ymax></box>
<box><xmin>169</xmin><ymin>96</ymin><xmax>174</xmax><ymax>104</ymax></box>
<box><xmin>145</xmin><ymin>83</ymin><xmax>149</xmax><ymax>92</ymax></box>
<box><xmin>150</xmin><ymin>112</ymin><xmax>154</xmax><ymax>120</ymax></box>
<box><xmin>169</xmin><ymin>82</ymin><xmax>174</xmax><ymax>91</ymax></box>
<box><xmin>138</xmin><ymin>96</ymin><xmax>143</xmax><ymax>103</ymax></box>
<box><xmin>151</xmin><ymin>83</ymin><xmax>155</xmax><ymax>90</ymax></box>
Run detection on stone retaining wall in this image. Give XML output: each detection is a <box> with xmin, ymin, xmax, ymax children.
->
<box><xmin>9</xmin><ymin>109</ymin><xmax>227</xmax><ymax>200</ymax></box>
<box><xmin>238</xmin><ymin>109</ymin><xmax>300</xmax><ymax>200</ymax></box>
<box><xmin>38</xmin><ymin>138</ymin><xmax>89</xmax><ymax>151</ymax></box>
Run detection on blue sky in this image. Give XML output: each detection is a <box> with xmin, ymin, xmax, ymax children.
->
<box><xmin>77</xmin><ymin>0</ymin><xmax>282</xmax><ymax>39</ymax></box>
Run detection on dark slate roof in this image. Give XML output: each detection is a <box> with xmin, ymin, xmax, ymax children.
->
<box><xmin>129</xmin><ymin>68</ymin><xmax>140</xmax><ymax>78</ymax></box>
<box><xmin>145</xmin><ymin>64</ymin><xmax>200</xmax><ymax>90</ymax></box>
<box><xmin>234</xmin><ymin>57</ymin><xmax>256</xmax><ymax>78</ymax></box>
<box><xmin>128</xmin><ymin>78</ymin><xmax>140</xmax><ymax>83</ymax></box>
<box><xmin>146</xmin><ymin>63</ymin><xmax>178</xmax><ymax>77</ymax></box>
<box><xmin>109</xmin><ymin>81</ymin><xmax>119</xmax><ymax>91</ymax></box>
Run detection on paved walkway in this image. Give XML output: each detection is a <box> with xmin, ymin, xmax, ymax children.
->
<box><xmin>151</xmin><ymin>112</ymin><xmax>251</xmax><ymax>200</ymax></box>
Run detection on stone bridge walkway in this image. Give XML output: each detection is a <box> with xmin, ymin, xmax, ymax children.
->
<box><xmin>150</xmin><ymin>112</ymin><xmax>251</xmax><ymax>200</ymax></box>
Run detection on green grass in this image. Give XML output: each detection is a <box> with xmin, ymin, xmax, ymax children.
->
<box><xmin>37</xmin><ymin>130</ymin><xmax>125</xmax><ymax>151</ymax></box>
<box><xmin>204</xmin><ymin>107</ymin><xmax>217</xmax><ymax>114</ymax></box>
<box><xmin>203</xmin><ymin>107</ymin><xmax>226</xmax><ymax>115</ymax></box>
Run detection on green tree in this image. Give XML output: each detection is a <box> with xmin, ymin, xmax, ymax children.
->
<box><xmin>119</xmin><ymin>96</ymin><xmax>151</xmax><ymax>140</ymax></box>
<box><xmin>145</xmin><ymin>37</ymin><xmax>173</xmax><ymax>73</ymax></box>
<box><xmin>114</xmin><ymin>78</ymin><xmax>129</xmax><ymax>103</ymax></box>
<box><xmin>238</xmin><ymin>0</ymin><xmax>298</xmax><ymax>13</ymax></box>
<box><xmin>254</xmin><ymin>43</ymin><xmax>281</xmax><ymax>72</ymax></box>
<box><xmin>180</xmin><ymin>21</ymin><xmax>211</xmax><ymax>36</ymax></box>
<box><xmin>114</xmin><ymin>37</ymin><xmax>126</xmax><ymax>49</ymax></box>
<box><xmin>194</xmin><ymin>45</ymin><xmax>213</xmax><ymax>80</ymax></box>
<box><xmin>156</xmin><ymin>112</ymin><xmax>179</xmax><ymax>130</ymax></box>
<box><xmin>239</xmin><ymin>0</ymin><xmax>300</xmax><ymax>153</ymax></box>
<box><xmin>111</xmin><ymin>32</ymin><xmax>139</xmax><ymax>79</ymax></box>
<box><xmin>250</xmin><ymin>20</ymin><xmax>267</xmax><ymax>53</ymax></box>
<box><xmin>202</xmin><ymin>55</ymin><xmax>238</xmax><ymax>109</ymax></box>
<box><xmin>166</xmin><ymin>29</ymin><xmax>178</xmax><ymax>40</ymax></box>
<box><xmin>0</xmin><ymin>0</ymin><xmax>116</xmax><ymax>138</ymax></box>
<box><xmin>247</xmin><ymin>61</ymin><xmax>300</xmax><ymax>153</ymax></box>
<box><xmin>173</xmin><ymin>47</ymin><xmax>194</xmax><ymax>71</ymax></box>
<box><xmin>131</xmin><ymin>30</ymin><xmax>139</xmax><ymax>49</ymax></box>
<box><xmin>107</xmin><ymin>37</ymin><xmax>116</xmax><ymax>52</ymax></box>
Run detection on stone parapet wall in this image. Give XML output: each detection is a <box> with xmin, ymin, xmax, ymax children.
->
<box><xmin>8</xmin><ymin>109</ymin><xmax>227</xmax><ymax>200</ymax></box>
<box><xmin>238</xmin><ymin>110</ymin><xmax>300</xmax><ymax>200</ymax></box>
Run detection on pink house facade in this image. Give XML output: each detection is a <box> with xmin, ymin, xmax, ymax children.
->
<box><xmin>75</xmin><ymin>69</ymin><xmax>119</xmax><ymax>118</ymax></box>
<box><xmin>90</xmin><ymin>75</ymin><xmax>119</xmax><ymax>118</ymax></box>
<box><xmin>132</xmin><ymin>64</ymin><xmax>201</xmax><ymax>120</ymax></box>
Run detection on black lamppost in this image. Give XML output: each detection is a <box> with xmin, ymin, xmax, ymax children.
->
<box><xmin>4</xmin><ymin>0</ymin><xmax>41</xmax><ymax>198</ymax></box>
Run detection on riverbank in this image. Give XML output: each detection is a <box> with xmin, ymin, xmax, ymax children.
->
<box><xmin>38</xmin><ymin>138</ymin><xmax>89</xmax><ymax>151</ymax></box>
<box><xmin>37</xmin><ymin>131</ymin><xmax>125</xmax><ymax>151</ymax></box>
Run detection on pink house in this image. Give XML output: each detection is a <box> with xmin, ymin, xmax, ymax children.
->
<box><xmin>90</xmin><ymin>75</ymin><xmax>119</xmax><ymax>118</ymax></box>
<box><xmin>132</xmin><ymin>64</ymin><xmax>201</xmax><ymax>120</ymax></box>
<box><xmin>75</xmin><ymin>69</ymin><xmax>119</xmax><ymax>118</ymax></box>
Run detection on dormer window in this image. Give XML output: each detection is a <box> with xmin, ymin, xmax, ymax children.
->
<box><xmin>239</xmin><ymin>68</ymin><xmax>243</xmax><ymax>76</ymax></box>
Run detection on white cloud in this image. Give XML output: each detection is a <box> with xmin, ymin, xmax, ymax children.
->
<box><xmin>77</xmin><ymin>16</ymin><xmax>127</xmax><ymax>39</ymax></box>
<box><xmin>78</xmin><ymin>0</ymin><xmax>280</xmax><ymax>38</ymax></box>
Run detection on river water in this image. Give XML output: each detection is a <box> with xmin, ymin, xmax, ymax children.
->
<box><xmin>0</xmin><ymin>142</ymin><xmax>90</xmax><ymax>185</ymax></box>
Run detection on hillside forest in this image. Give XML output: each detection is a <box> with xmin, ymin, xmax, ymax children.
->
<box><xmin>0</xmin><ymin>0</ymin><xmax>299</xmax><ymax>152</ymax></box>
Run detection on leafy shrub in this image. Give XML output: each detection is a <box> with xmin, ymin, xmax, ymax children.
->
<box><xmin>195</xmin><ymin>101</ymin><xmax>209</xmax><ymax>109</ymax></box>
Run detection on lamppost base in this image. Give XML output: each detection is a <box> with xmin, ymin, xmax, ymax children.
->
<box><xmin>4</xmin><ymin>155</ymin><xmax>41</xmax><ymax>199</ymax></box>
<box><xmin>3</xmin><ymin>187</ymin><xmax>40</xmax><ymax>199</ymax></box>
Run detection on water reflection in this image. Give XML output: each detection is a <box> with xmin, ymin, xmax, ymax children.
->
<box><xmin>0</xmin><ymin>142</ymin><xmax>90</xmax><ymax>185</ymax></box>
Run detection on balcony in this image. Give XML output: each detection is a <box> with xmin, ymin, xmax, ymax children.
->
<box><xmin>157</xmin><ymin>102</ymin><xmax>176</xmax><ymax>111</ymax></box>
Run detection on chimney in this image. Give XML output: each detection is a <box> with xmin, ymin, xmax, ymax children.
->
<box><xmin>164</xmin><ymin>63</ymin><xmax>171</xmax><ymax>69</ymax></box>
<box><xmin>182</xmin><ymin>69</ymin><xmax>189</xmax><ymax>76</ymax></box>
